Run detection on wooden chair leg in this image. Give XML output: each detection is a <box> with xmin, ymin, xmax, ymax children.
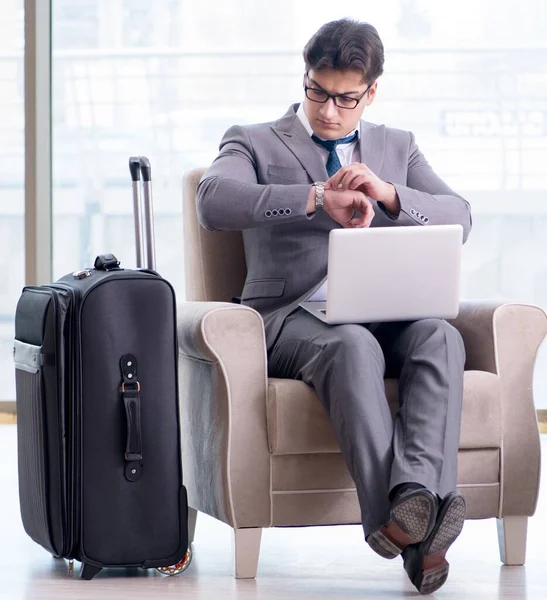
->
<box><xmin>232</xmin><ymin>527</ymin><xmax>262</xmax><ymax>579</ymax></box>
<box><xmin>497</xmin><ymin>516</ymin><xmax>528</xmax><ymax>566</ymax></box>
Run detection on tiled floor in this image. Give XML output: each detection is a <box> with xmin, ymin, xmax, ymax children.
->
<box><xmin>1</xmin><ymin>424</ymin><xmax>546</xmax><ymax>599</ymax></box>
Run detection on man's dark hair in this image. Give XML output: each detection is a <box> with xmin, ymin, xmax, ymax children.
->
<box><xmin>303</xmin><ymin>19</ymin><xmax>384</xmax><ymax>84</ymax></box>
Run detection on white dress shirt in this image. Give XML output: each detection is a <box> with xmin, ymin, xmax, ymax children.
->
<box><xmin>297</xmin><ymin>103</ymin><xmax>361</xmax><ymax>302</ymax></box>
<box><xmin>297</xmin><ymin>103</ymin><xmax>360</xmax><ymax>167</ymax></box>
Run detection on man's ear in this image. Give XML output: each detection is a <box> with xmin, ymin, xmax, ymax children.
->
<box><xmin>364</xmin><ymin>81</ymin><xmax>378</xmax><ymax>106</ymax></box>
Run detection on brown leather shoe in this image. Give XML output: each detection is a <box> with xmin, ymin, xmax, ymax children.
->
<box><xmin>367</xmin><ymin>489</ymin><xmax>438</xmax><ymax>559</ymax></box>
<box><xmin>402</xmin><ymin>491</ymin><xmax>466</xmax><ymax>594</ymax></box>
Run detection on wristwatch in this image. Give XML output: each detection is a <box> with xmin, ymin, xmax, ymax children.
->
<box><xmin>313</xmin><ymin>182</ymin><xmax>326</xmax><ymax>211</ymax></box>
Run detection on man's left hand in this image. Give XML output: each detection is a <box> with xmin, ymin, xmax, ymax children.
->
<box><xmin>325</xmin><ymin>163</ymin><xmax>400</xmax><ymax>215</ymax></box>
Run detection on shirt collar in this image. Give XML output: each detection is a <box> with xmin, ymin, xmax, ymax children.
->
<box><xmin>296</xmin><ymin>103</ymin><xmax>360</xmax><ymax>142</ymax></box>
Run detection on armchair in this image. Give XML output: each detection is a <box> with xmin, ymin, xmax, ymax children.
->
<box><xmin>178</xmin><ymin>167</ymin><xmax>547</xmax><ymax>578</ymax></box>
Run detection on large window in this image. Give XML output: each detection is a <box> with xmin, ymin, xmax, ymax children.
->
<box><xmin>0</xmin><ymin>0</ymin><xmax>24</xmax><ymax>401</ymax></box>
<box><xmin>51</xmin><ymin>1</ymin><xmax>547</xmax><ymax>405</ymax></box>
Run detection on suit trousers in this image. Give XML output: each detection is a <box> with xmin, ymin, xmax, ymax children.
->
<box><xmin>267</xmin><ymin>308</ymin><xmax>466</xmax><ymax>537</ymax></box>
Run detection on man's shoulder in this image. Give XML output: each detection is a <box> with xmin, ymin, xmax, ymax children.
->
<box><xmin>232</xmin><ymin>119</ymin><xmax>281</xmax><ymax>134</ymax></box>
<box><xmin>362</xmin><ymin>120</ymin><xmax>413</xmax><ymax>145</ymax></box>
<box><xmin>219</xmin><ymin>120</ymin><xmax>283</xmax><ymax>151</ymax></box>
<box><xmin>224</xmin><ymin>105</ymin><xmax>298</xmax><ymax>137</ymax></box>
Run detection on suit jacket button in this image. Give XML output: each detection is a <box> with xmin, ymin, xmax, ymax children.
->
<box><xmin>265</xmin><ymin>210</ymin><xmax>272</xmax><ymax>217</ymax></box>
<box><xmin>272</xmin><ymin>209</ymin><xmax>279</xmax><ymax>216</ymax></box>
<box><xmin>410</xmin><ymin>208</ymin><xmax>416</xmax><ymax>215</ymax></box>
<box><xmin>285</xmin><ymin>208</ymin><xmax>292</xmax><ymax>215</ymax></box>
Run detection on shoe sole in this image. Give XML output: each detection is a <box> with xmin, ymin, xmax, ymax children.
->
<box><xmin>367</xmin><ymin>490</ymin><xmax>437</xmax><ymax>560</ymax></box>
<box><xmin>407</xmin><ymin>492</ymin><xmax>466</xmax><ymax>595</ymax></box>
<box><xmin>392</xmin><ymin>493</ymin><xmax>437</xmax><ymax>543</ymax></box>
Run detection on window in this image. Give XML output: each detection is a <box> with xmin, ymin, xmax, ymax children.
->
<box><xmin>0</xmin><ymin>0</ymin><xmax>24</xmax><ymax>401</ymax></box>
<box><xmin>52</xmin><ymin>0</ymin><xmax>547</xmax><ymax>407</ymax></box>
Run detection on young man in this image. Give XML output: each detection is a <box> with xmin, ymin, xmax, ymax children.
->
<box><xmin>197</xmin><ymin>19</ymin><xmax>472</xmax><ymax>595</ymax></box>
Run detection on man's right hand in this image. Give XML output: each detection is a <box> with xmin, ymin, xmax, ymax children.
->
<box><xmin>307</xmin><ymin>186</ymin><xmax>374</xmax><ymax>228</ymax></box>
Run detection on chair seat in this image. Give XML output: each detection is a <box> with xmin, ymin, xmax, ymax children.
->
<box><xmin>267</xmin><ymin>370</ymin><xmax>502</xmax><ymax>456</ymax></box>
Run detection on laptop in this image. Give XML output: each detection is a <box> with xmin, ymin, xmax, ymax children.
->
<box><xmin>299</xmin><ymin>224</ymin><xmax>463</xmax><ymax>324</ymax></box>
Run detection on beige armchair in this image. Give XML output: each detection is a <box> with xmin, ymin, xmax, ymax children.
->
<box><xmin>179</xmin><ymin>167</ymin><xmax>547</xmax><ymax>579</ymax></box>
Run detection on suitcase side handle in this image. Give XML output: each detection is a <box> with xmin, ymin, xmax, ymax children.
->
<box><xmin>120</xmin><ymin>354</ymin><xmax>143</xmax><ymax>482</ymax></box>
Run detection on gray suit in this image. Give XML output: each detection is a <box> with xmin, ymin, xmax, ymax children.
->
<box><xmin>197</xmin><ymin>104</ymin><xmax>472</xmax><ymax>536</ymax></box>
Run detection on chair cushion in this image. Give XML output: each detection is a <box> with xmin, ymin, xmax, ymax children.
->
<box><xmin>267</xmin><ymin>370</ymin><xmax>502</xmax><ymax>455</ymax></box>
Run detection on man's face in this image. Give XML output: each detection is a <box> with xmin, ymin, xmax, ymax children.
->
<box><xmin>303</xmin><ymin>68</ymin><xmax>377</xmax><ymax>140</ymax></box>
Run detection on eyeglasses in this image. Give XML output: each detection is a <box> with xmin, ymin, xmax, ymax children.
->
<box><xmin>304</xmin><ymin>81</ymin><xmax>372</xmax><ymax>110</ymax></box>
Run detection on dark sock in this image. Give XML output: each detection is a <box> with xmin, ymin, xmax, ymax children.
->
<box><xmin>389</xmin><ymin>482</ymin><xmax>425</xmax><ymax>503</ymax></box>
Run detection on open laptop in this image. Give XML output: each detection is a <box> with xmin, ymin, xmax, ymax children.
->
<box><xmin>299</xmin><ymin>224</ymin><xmax>463</xmax><ymax>324</ymax></box>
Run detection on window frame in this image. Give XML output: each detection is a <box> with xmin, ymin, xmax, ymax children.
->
<box><xmin>2</xmin><ymin>0</ymin><xmax>52</xmax><ymax>407</ymax></box>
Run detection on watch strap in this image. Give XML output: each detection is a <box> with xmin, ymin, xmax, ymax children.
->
<box><xmin>313</xmin><ymin>182</ymin><xmax>325</xmax><ymax>211</ymax></box>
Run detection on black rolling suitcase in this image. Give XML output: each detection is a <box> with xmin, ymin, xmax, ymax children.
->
<box><xmin>13</xmin><ymin>157</ymin><xmax>190</xmax><ymax>580</ymax></box>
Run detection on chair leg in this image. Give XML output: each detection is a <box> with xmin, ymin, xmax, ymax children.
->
<box><xmin>232</xmin><ymin>527</ymin><xmax>262</xmax><ymax>579</ymax></box>
<box><xmin>497</xmin><ymin>516</ymin><xmax>528</xmax><ymax>565</ymax></box>
<box><xmin>187</xmin><ymin>507</ymin><xmax>198</xmax><ymax>545</ymax></box>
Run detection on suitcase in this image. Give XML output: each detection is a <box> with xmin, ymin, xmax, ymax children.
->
<box><xmin>13</xmin><ymin>156</ymin><xmax>191</xmax><ymax>580</ymax></box>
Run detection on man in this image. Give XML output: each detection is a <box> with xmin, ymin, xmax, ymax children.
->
<box><xmin>197</xmin><ymin>18</ymin><xmax>472</xmax><ymax>595</ymax></box>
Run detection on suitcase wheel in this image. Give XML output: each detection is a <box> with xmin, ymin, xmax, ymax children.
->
<box><xmin>156</xmin><ymin>546</ymin><xmax>192</xmax><ymax>576</ymax></box>
<box><xmin>156</xmin><ymin>546</ymin><xmax>193</xmax><ymax>576</ymax></box>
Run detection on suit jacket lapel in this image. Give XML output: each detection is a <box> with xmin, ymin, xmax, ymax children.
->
<box><xmin>271</xmin><ymin>104</ymin><xmax>328</xmax><ymax>183</ymax></box>
<box><xmin>359</xmin><ymin>121</ymin><xmax>386</xmax><ymax>176</ymax></box>
<box><xmin>271</xmin><ymin>106</ymin><xmax>387</xmax><ymax>181</ymax></box>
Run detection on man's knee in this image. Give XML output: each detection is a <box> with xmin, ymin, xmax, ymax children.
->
<box><xmin>322</xmin><ymin>325</ymin><xmax>385</xmax><ymax>370</ymax></box>
<box><xmin>408</xmin><ymin>318</ymin><xmax>465</xmax><ymax>363</ymax></box>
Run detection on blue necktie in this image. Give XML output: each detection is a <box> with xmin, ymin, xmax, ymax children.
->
<box><xmin>311</xmin><ymin>131</ymin><xmax>359</xmax><ymax>177</ymax></box>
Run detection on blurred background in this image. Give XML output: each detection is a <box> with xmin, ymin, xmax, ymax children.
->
<box><xmin>1</xmin><ymin>0</ymin><xmax>547</xmax><ymax>405</ymax></box>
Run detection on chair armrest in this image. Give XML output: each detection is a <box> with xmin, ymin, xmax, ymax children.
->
<box><xmin>449</xmin><ymin>300</ymin><xmax>547</xmax><ymax>516</ymax></box>
<box><xmin>177</xmin><ymin>301</ymin><xmax>271</xmax><ymax>528</ymax></box>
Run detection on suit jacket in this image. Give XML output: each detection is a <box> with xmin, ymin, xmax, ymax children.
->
<box><xmin>197</xmin><ymin>103</ymin><xmax>472</xmax><ymax>350</ymax></box>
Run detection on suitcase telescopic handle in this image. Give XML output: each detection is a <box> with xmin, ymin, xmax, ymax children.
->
<box><xmin>129</xmin><ymin>156</ymin><xmax>156</xmax><ymax>271</ymax></box>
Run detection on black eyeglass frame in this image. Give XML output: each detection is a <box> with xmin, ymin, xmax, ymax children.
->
<box><xmin>303</xmin><ymin>76</ymin><xmax>372</xmax><ymax>110</ymax></box>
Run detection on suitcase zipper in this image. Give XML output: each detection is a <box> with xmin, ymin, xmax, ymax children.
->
<box><xmin>20</xmin><ymin>285</ymin><xmax>72</xmax><ymax>557</ymax></box>
<box><xmin>48</xmin><ymin>283</ymin><xmax>82</xmax><ymax>559</ymax></box>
